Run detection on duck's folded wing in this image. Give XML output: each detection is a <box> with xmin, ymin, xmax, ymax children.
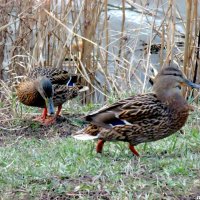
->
<box><xmin>29</xmin><ymin>67</ymin><xmax>78</xmax><ymax>85</ymax></box>
<box><xmin>52</xmin><ymin>84</ymin><xmax>88</xmax><ymax>106</ymax></box>
<box><xmin>85</xmin><ymin>93</ymin><xmax>167</xmax><ymax>128</ymax></box>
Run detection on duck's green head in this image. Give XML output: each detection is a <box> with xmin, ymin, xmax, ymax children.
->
<box><xmin>37</xmin><ymin>77</ymin><xmax>55</xmax><ymax>115</ymax></box>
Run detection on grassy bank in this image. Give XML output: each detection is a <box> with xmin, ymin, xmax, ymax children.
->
<box><xmin>0</xmin><ymin>106</ymin><xmax>200</xmax><ymax>200</ymax></box>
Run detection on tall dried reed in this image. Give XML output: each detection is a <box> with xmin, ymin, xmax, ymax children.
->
<box><xmin>0</xmin><ymin>0</ymin><xmax>199</xmax><ymax>104</ymax></box>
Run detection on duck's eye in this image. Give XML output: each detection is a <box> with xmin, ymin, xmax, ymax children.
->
<box><xmin>176</xmin><ymin>85</ymin><xmax>181</xmax><ymax>90</ymax></box>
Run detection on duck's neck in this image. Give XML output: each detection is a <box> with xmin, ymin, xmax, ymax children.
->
<box><xmin>156</xmin><ymin>91</ymin><xmax>188</xmax><ymax>112</ymax></box>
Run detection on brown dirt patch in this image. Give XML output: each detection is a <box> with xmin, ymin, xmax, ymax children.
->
<box><xmin>39</xmin><ymin>190</ymin><xmax>111</xmax><ymax>200</ymax></box>
<box><xmin>179</xmin><ymin>187</ymin><xmax>200</xmax><ymax>200</ymax></box>
<box><xmin>8</xmin><ymin>175</ymin><xmax>111</xmax><ymax>200</ymax></box>
<box><xmin>0</xmin><ymin>112</ymin><xmax>87</xmax><ymax>145</ymax></box>
<box><xmin>37</xmin><ymin>175</ymin><xmax>111</xmax><ymax>200</ymax></box>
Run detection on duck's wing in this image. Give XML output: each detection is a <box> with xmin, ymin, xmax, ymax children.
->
<box><xmin>52</xmin><ymin>84</ymin><xmax>88</xmax><ymax>106</ymax></box>
<box><xmin>84</xmin><ymin>93</ymin><xmax>167</xmax><ymax>129</ymax></box>
<box><xmin>29</xmin><ymin>67</ymin><xmax>78</xmax><ymax>85</ymax></box>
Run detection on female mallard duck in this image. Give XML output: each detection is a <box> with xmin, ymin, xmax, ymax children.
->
<box><xmin>73</xmin><ymin>64</ymin><xmax>200</xmax><ymax>156</ymax></box>
<box><xmin>16</xmin><ymin>67</ymin><xmax>86</xmax><ymax>124</ymax></box>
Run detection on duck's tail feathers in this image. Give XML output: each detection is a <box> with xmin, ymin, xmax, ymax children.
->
<box><xmin>78</xmin><ymin>86</ymin><xmax>89</xmax><ymax>93</ymax></box>
<box><xmin>72</xmin><ymin>128</ymin><xmax>99</xmax><ymax>140</ymax></box>
<box><xmin>73</xmin><ymin>133</ymin><xmax>98</xmax><ymax>140</ymax></box>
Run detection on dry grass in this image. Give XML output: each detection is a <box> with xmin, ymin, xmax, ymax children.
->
<box><xmin>0</xmin><ymin>0</ymin><xmax>199</xmax><ymax>103</ymax></box>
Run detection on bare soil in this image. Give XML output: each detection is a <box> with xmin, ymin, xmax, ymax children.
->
<box><xmin>0</xmin><ymin>112</ymin><xmax>86</xmax><ymax>146</ymax></box>
<box><xmin>179</xmin><ymin>189</ymin><xmax>200</xmax><ymax>200</ymax></box>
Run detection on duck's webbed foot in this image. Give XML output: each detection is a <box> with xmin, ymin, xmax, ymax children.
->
<box><xmin>33</xmin><ymin>108</ymin><xmax>56</xmax><ymax>125</ymax></box>
<box><xmin>33</xmin><ymin>108</ymin><xmax>48</xmax><ymax>123</ymax></box>
<box><xmin>43</xmin><ymin>116</ymin><xmax>56</xmax><ymax>125</ymax></box>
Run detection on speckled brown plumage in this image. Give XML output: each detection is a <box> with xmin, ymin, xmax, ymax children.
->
<box><xmin>83</xmin><ymin>93</ymin><xmax>191</xmax><ymax>144</ymax></box>
<box><xmin>16</xmin><ymin>81</ymin><xmax>46</xmax><ymax>108</ymax></box>
<box><xmin>52</xmin><ymin>84</ymin><xmax>84</xmax><ymax>107</ymax></box>
<box><xmin>73</xmin><ymin>63</ymin><xmax>200</xmax><ymax>156</ymax></box>
<box><xmin>28</xmin><ymin>67</ymin><xmax>76</xmax><ymax>84</ymax></box>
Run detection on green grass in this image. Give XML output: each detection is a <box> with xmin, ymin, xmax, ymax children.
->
<box><xmin>0</xmin><ymin>127</ymin><xmax>200</xmax><ymax>199</ymax></box>
<box><xmin>0</xmin><ymin>100</ymin><xmax>200</xmax><ymax>199</ymax></box>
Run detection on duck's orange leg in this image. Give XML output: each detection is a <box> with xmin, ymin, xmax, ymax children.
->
<box><xmin>55</xmin><ymin>105</ymin><xmax>62</xmax><ymax>117</ymax></box>
<box><xmin>129</xmin><ymin>144</ymin><xmax>140</xmax><ymax>157</ymax></box>
<box><xmin>41</xmin><ymin>108</ymin><xmax>48</xmax><ymax>121</ymax></box>
<box><xmin>42</xmin><ymin>105</ymin><xmax>63</xmax><ymax>125</ymax></box>
<box><xmin>96</xmin><ymin>140</ymin><xmax>105</xmax><ymax>153</ymax></box>
<box><xmin>33</xmin><ymin>108</ymin><xmax>48</xmax><ymax>122</ymax></box>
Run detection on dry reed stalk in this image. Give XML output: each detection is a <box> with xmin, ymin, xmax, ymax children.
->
<box><xmin>181</xmin><ymin>0</ymin><xmax>199</xmax><ymax>99</ymax></box>
<box><xmin>190</xmin><ymin>0</ymin><xmax>200</xmax><ymax>100</ymax></box>
<box><xmin>183</xmin><ymin>0</ymin><xmax>192</xmax><ymax>74</ymax></box>
<box><xmin>102</xmin><ymin>0</ymin><xmax>109</xmax><ymax>100</ymax></box>
<box><xmin>159</xmin><ymin>24</ymin><xmax>165</xmax><ymax>66</ymax></box>
<box><xmin>165</xmin><ymin>0</ymin><xmax>175</xmax><ymax>64</ymax></box>
<box><xmin>79</xmin><ymin>0</ymin><xmax>104</xmax><ymax>102</ymax></box>
<box><xmin>104</xmin><ymin>0</ymin><xmax>109</xmax><ymax>75</ymax></box>
<box><xmin>118</xmin><ymin>0</ymin><xmax>125</xmax><ymax>60</ymax></box>
<box><xmin>186</xmin><ymin>4</ymin><xmax>196</xmax><ymax>79</ymax></box>
<box><xmin>193</xmin><ymin>29</ymin><xmax>200</xmax><ymax>84</ymax></box>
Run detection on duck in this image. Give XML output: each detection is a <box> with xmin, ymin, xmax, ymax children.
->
<box><xmin>16</xmin><ymin>67</ymin><xmax>87</xmax><ymax>125</ymax></box>
<box><xmin>73</xmin><ymin>63</ymin><xmax>200</xmax><ymax>156</ymax></box>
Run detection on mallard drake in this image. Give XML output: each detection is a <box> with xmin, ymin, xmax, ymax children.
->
<box><xmin>16</xmin><ymin>67</ymin><xmax>86</xmax><ymax>124</ymax></box>
<box><xmin>73</xmin><ymin>64</ymin><xmax>200</xmax><ymax>156</ymax></box>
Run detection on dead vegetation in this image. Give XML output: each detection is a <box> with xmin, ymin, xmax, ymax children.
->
<box><xmin>0</xmin><ymin>0</ymin><xmax>199</xmax><ymax>100</ymax></box>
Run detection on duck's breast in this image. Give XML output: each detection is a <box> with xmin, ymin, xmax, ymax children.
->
<box><xmin>17</xmin><ymin>82</ymin><xmax>45</xmax><ymax>108</ymax></box>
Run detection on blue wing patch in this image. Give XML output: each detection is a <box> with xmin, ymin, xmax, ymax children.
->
<box><xmin>67</xmin><ymin>77</ymin><xmax>76</xmax><ymax>86</ymax></box>
<box><xmin>109</xmin><ymin>118</ymin><xmax>127</xmax><ymax>126</ymax></box>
